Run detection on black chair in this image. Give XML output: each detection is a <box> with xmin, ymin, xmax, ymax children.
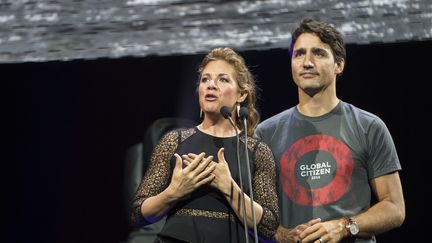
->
<box><xmin>123</xmin><ymin>117</ymin><xmax>197</xmax><ymax>243</ymax></box>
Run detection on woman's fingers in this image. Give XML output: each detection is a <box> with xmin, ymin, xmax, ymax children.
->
<box><xmin>182</xmin><ymin>153</ymin><xmax>196</xmax><ymax>165</ymax></box>
<box><xmin>178</xmin><ymin>150</ymin><xmax>227</xmax><ymax>188</ymax></box>
<box><xmin>182</xmin><ymin>153</ymin><xmax>215</xmax><ymax>170</ymax></box>
<box><xmin>195</xmin><ymin>162</ymin><xmax>217</xmax><ymax>183</ymax></box>
<box><xmin>196</xmin><ymin>173</ymin><xmax>216</xmax><ymax>187</ymax></box>
<box><xmin>194</xmin><ymin>155</ymin><xmax>213</xmax><ymax>173</ymax></box>
<box><xmin>182</xmin><ymin>152</ymin><xmax>205</xmax><ymax>173</ymax></box>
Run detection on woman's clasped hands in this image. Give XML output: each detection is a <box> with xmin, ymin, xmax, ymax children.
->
<box><xmin>180</xmin><ymin>148</ymin><xmax>233</xmax><ymax>197</ymax></box>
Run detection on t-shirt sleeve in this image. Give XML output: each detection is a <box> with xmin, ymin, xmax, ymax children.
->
<box><xmin>366</xmin><ymin>118</ymin><xmax>401</xmax><ymax>179</ymax></box>
<box><xmin>255</xmin><ymin>124</ymin><xmax>263</xmax><ymax>139</ymax></box>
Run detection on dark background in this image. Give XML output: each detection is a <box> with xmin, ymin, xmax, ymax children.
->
<box><xmin>9</xmin><ymin>40</ymin><xmax>430</xmax><ymax>242</ymax></box>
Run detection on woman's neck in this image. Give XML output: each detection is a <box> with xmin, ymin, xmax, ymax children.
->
<box><xmin>198</xmin><ymin>118</ymin><xmax>240</xmax><ymax>137</ymax></box>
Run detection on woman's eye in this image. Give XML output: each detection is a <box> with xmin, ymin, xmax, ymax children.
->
<box><xmin>201</xmin><ymin>77</ymin><xmax>209</xmax><ymax>83</ymax></box>
<box><xmin>220</xmin><ymin>78</ymin><xmax>229</xmax><ymax>83</ymax></box>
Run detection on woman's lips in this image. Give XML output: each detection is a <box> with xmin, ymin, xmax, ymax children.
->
<box><xmin>205</xmin><ymin>94</ymin><xmax>217</xmax><ymax>101</ymax></box>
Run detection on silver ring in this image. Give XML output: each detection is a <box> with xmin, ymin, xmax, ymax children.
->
<box><xmin>319</xmin><ymin>239</ymin><xmax>324</xmax><ymax>243</ymax></box>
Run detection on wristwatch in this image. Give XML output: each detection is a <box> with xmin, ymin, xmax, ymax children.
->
<box><xmin>345</xmin><ymin>217</ymin><xmax>359</xmax><ymax>237</ymax></box>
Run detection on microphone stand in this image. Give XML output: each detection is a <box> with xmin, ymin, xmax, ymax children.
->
<box><xmin>221</xmin><ymin>106</ymin><xmax>249</xmax><ymax>243</ymax></box>
<box><xmin>240</xmin><ymin>107</ymin><xmax>258</xmax><ymax>243</ymax></box>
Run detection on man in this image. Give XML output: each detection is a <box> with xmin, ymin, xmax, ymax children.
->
<box><xmin>256</xmin><ymin>19</ymin><xmax>405</xmax><ymax>243</ymax></box>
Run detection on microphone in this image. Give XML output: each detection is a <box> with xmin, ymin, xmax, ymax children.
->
<box><xmin>220</xmin><ymin>106</ymin><xmax>232</xmax><ymax>119</ymax></box>
<box><xmin>239</xmin><ymin>107</ymin><xmax>258</xmax><ymax>243</ymax></box>
<box><xmin>239</xmin><ymin>106</ymin><xmax>249</xmax><ymax>120</ymax></box>
<box><xmin>220</xmin><ymin>106</ymin><xmax>249</xmax><ymax>243</ymax></box>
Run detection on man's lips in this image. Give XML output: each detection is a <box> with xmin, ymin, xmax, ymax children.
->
<box><xmin>300</xmin><ymin>72</ymin><xmax>319</xmax><ymax>77</ymax></box>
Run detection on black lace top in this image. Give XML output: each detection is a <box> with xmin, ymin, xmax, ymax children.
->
<box><xmin>131</xmin><ymin>127</ymin><xmax>279</xmax><ymax>242</ymax></box>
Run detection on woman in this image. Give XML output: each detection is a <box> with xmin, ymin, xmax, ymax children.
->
<box><xmin>131</xmin><ymin>47</ymin><xmax>279</xmax><ymax>243</ymax></box>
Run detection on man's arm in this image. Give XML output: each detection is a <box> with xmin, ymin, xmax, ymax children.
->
<box><xmin>299</xmin><ymin>171</ymin><xmax>405</xmax><ymax>242</ymax></box>
<box><xmin>353</xmin><ymin>171</ymin><xmax>405</xmax><ymax>236</ymax></box>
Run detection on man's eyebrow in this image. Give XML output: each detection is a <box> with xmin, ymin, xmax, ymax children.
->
<box><xmin>293</xmin><ymin>48</ymin><xmax>305</xmax><ymax>53</ymax></box>
<box><xmin>312</xmin><ymin>47</ymin><xmax>329</xmax><ymax>54</ymax></box>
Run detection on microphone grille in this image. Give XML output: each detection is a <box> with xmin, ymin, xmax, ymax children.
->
<box><xmin>239</xmin><ymin>106</ymin><xmax>249</xmax><ymax>119</ymax></box>
<box><xmin>220</xmin><ymin>106</ymin><xmax>232</xmax><ymax>119</ymax></box>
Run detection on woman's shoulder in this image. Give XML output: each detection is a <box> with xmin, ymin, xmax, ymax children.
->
<box><xmin>240</xmin><ymin>133</ymin><xmax>272</xmax><ymax>153</ymax></box>
<box><xmin>160</xmin><ymin>127</ymin><xmax>195</xmax><ymax>141</ymax></box>
<box><xmin>177</xmin><ymin>127</ymin><xmax>197</xmax><ymax>142</ymax></box>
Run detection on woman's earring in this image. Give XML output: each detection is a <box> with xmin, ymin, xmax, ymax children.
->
<box><xmin>200</xmin><ymin>108</ymin><xmax>203</xmax><ymax>118</ymax></box>
<box><xmin>236</xmin><ymin>104</ymin><xmax>240</xmax><ymax>117</ymax></box>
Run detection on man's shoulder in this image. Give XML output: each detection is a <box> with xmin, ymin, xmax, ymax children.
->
<box><xmin>341</xmin><ymin>101</ymin><xmax>391</xmax><ymax>136</ymax></box>
<box><xmin>258</xmin><ymin>107</ymin><xmax>296</xmax><ymax>129</ymax></box>
<box><xmin>342</xmin><ymin>101</ymin><xmax>382</xmax><ymax>123</ymax></box>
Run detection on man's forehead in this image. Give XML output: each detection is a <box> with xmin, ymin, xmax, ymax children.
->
<box><xmin>293</xmin><ymin>33</ymin><xmax>331</xmax><ymax>51</ymax></box>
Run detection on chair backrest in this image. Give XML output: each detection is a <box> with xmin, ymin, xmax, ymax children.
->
<box><xmin>123</xmin><ymin>117</ymin><xmax>198</xmax><ymax>225</ymax></box>
<box><xmin>141</xmin><ymin>117</ymin><xmax>198</xmax><ymax>174</ymax></box>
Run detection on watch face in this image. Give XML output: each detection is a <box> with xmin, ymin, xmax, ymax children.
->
<box><xmin>349</xmin><ymin>222</ymin><xmax>359</xmax><ymax>235</ymax></box>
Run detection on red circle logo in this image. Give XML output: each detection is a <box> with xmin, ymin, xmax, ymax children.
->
<box><xmin>280</xmin><ymin>134</ymin><xmax>354</xmax><ymax>206</ymax></box>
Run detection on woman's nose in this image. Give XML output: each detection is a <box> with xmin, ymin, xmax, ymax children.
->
<box><xmin>207</xmin><ymin>79</ymin><xmax>217</xmax><ymax>89</ymax></box>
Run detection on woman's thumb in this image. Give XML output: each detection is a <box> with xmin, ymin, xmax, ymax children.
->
<box><xmin>217</xmin><ymin>147</ymin><xmax>226</xmax><ymax>163</ymax></box>
<box><xmin>173</xmin><ymin>153</ymin><xmax>183</xmax><ymax>172</ymax></box>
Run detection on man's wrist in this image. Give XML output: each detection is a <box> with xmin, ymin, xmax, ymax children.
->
<box><xmin>340</xmin><ymin>217</ymin><xmax>350</xmax><ymax>237</ymax></box>
<box><xmin>274</xmin><ymin>225</ymin><xmax>294</xmax><ymax>243</ymax></box>
<box><xmin>342</xmin><ymin>216</ymin><xmax>359</xmax><ymax>237</ymax></box>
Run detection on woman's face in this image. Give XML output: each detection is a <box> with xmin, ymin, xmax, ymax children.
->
<box><xmin>198</xmin><ymin>60</ymin><xmax>243</xmax><ymax>117</ymax></box>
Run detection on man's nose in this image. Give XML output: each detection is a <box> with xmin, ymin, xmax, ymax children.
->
<box><xmin>303</xmin><ymin>53</ymin><xmax>314</xmax><ymax>68</ymax></box>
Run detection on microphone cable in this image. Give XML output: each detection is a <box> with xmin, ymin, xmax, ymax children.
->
<box><xmin>220</xmin><ymin>106</ymin><xmax>249</xmax><ymax>243</ymax></box>
<box><xmin>239</xmin><ymin>106</ymin><xmax>258</xmax><ymax>243</ymax></box>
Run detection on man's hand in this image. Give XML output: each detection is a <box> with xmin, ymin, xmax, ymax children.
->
<box><xmin>275</xmin><ymin>218</ymin><xmax>321</xmax><ymax>243</ymax></box>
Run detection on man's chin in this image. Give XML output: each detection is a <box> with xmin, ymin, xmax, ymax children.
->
<box><xmin>301</xmin><ymin>86</ymin><xmax>323</xmax><ymax>97</ymax></box>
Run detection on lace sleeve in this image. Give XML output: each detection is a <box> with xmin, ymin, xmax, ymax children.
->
<box><xmin>253</xmin><ymin>141</ymin><xmax>280</xmax><ymax>239</ymax></box>
<box><xmin>130</xmin><ymin>130</ymin><xmax>179</xmax><ymax>226</ymax></box>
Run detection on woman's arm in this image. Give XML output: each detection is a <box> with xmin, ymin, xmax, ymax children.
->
<box><xmin>131</xmin><ymin>131</ymin><xmax>215</xmax><ymax>225</ymax></box>
<box><xmin>140</xmin><ymin>152</ymin><xmax>215</xmax><ymax>222</ymax></box>
<box><xmin>251</xmin><ymin>142</ymin><xmax>280</xmax><ymax>239</ymax></box>
<box><xmin>210</xmin><ymin>148</ymin><xmax>265</xmax><ymax>228</ymax></box>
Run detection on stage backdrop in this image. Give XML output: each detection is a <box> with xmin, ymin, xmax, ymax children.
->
<box><xmin>8</xmin><ymin>40</ymin><xmax>431</xmax><ymax>242</ymax></box>
<box><xmin>1</xmin><ymin>0</ymin><xmax>431</xmax><ymax>63</ymax></box>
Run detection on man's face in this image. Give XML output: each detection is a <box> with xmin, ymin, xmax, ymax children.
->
<box><xmin>291</xmin><ymin>33</ymin><xmax>344</xmax><ymax>97</ymax></box>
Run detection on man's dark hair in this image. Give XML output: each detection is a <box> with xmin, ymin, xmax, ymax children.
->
<box><xmin>289</xmin><ymin>18</ymin><xmax>346</xmax><ymax>65</ymax></box>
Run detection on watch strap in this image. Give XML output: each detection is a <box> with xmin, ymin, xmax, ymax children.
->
<box><xmin>341</xmin><ymin>216</ymin><xmax>350</xmax><ymax>236</ymax></box>
<box><xmin>342</xmin><ymin>216</ymin><xmax>357</xmax><ymax>237</ymax></box>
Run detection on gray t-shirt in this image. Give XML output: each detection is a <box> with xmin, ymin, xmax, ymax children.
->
<box><xmin>256</xmin><ymin>101</ymin><xmax>401</xmax><ymax>243</ymax></box>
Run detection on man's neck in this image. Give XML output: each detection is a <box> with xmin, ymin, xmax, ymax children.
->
<box><xmin>297</xmin><ymin>91</ymin><xmax>339</xmax><ymax>117</ymax></box>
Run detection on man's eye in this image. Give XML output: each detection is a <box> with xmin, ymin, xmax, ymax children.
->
<box><xmin>294</xmin><ymin>52</ymin><xmax>303</xmax><ymax>57</ymax></box>
<box><xmin>314</xmin><ymin>50</ymin><xmax>327</xmax><ymax>57</ymax></box>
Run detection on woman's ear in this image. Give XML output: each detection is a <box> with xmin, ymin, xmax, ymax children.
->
<box><xmin>237</xmin><ymin>91</ymin><xmax>248</xmax><ymax>103</ymax></box>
